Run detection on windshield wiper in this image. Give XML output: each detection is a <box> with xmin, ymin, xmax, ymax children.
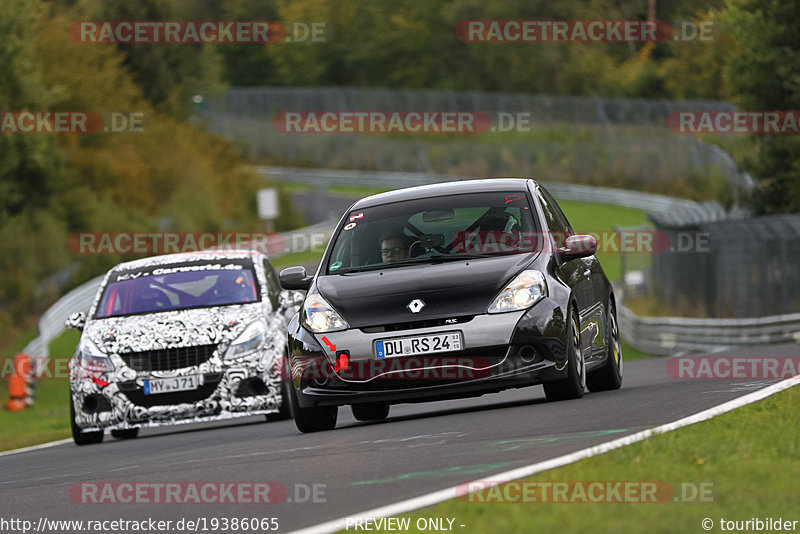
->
<box><xmin>427</xmin><ymin>253</ymin><xmax>497</xmax><ymax>261</ymax></box>
<box><xmin>333</xmin><ymin>254</ymin><xmax>498</xmax><ymax>274</ymax></box>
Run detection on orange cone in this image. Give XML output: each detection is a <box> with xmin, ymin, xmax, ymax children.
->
<box><xmin>5</xmin><ymin>354</ymin><xmax>29</xmax><ymax>411</ymax></box>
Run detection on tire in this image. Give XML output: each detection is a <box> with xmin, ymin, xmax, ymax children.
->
<box><xmin>287</xmin><ymin>380</ymin><xmax>337</xmax><ymax>433</ymax></box>
<box><xmin>266</xmin><ymin>376</ymin><xmax>293</xmax><ymax>422</ymax></box>
<box><xmin>587</xmin><ymin>302</ymin><xmax>623</xmax><ymax>392</ymax></box>
<box><xmin>543</xmin><ymin>308</ymin><xmax>585</xmax><ymax>401</ymax></box>
<box><xmin>70</xmin><ymin>397</ymin><xmax>103</xmax><ymax>446</ymax></box>
<box><xmin>351</xmin><ymin>403</ymin><xmax>390</xmax><ymax>421</ymax></box>
<box><xmin>111</xmin><ymin>428</ymin><xmax>139</xmax><ymax>440</ymax></box>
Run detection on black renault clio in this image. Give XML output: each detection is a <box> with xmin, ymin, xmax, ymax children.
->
<box><xmin>279</xmin><ymin>179</ymin><xmax>622</xmax><ymax>432</ymax></box>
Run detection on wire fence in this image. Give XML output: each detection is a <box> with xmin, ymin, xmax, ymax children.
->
<box><xmin>648</xmin><ymin>213</ymin><xmax>800</xmax><ymax>318</ymax></box>
<box><xmin>201</xmin><ymin>87</ymin><xmax>754</xmax><ymax>198</ymax></box>
<box><xmin>210</xmin><ymin>87</ymin><xmax>734</xmax><ymax>128</ymax></box>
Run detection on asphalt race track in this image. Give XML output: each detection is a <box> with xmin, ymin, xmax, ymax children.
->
<box><xmin>1</xmin><ymin>345</ymin><xmax>795</xmax><ymax>533</ymax></box>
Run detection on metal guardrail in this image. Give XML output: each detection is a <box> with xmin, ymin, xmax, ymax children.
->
<box><xmin>258</xmin><ymin>165</ymin><xmax>707</xmax><ymax>216</ymax></box>
<box><xmin>618</xmin><ymin>300</ymin><xmax>800</xmax><ymax>355</ymax></box>
<box><xmin>22</xmin><ymin>275</ymin><xmax>104</xmax><ymax>364</ymax></box>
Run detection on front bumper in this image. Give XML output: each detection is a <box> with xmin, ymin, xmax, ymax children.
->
<box><xmin>287</xmin><ymin>297</ymin><xmax>570</xmax><ymax>408</ymax></box>
<box><xmin>70</xmin><ymin>360</ymin><xmax>283</xmax><ymax>432</ymax></box>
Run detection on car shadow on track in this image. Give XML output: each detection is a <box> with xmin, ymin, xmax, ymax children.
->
<box><xmin>105</xmin><ymin>386</ymin><xmax>637</xmax><ymax>442</ymax></box>
<box><xmin>106</xmin><ymin>416</ymin><xmax>276</xmax><ymax>443</ymax></box>
<box><xmin>339</xmin><ymin>392</ymin><xmax>552</xmax><ymax>430</ymax></box>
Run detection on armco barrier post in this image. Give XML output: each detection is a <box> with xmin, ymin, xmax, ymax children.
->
<box><xmin>25</xmin><ymin>356</ymin><xmax>39</xmax><ymax>406</ymax></box>
<box><xmin>5</xmin><ymin>353</ymin><xmax>29</xmax><ymax>411</ymax></box>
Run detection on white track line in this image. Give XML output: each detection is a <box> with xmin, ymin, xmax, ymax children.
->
<box><xmin>288</xmin><ymin>375</ymin><xmax>800</xmax><ymax>534</ymax></box>
<box><xmin>0</xmin><ymin>438</ymin><xmax>73</xmax><ymax>458</ymax></box>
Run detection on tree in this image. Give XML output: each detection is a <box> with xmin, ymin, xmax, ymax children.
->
<box><xmin>726</xmin><ymin>0</ymin><xmax>800</xmax><ymax>214</ymax></box>
<box><xmin>0</xmin><ymin>0</ymin><xmax>63</xmax><ymax>224</ymax></box>
<box><xmin>99</xmin><ymin>0</ymin><xmax>224</xmax><ymax>119</ymax></box>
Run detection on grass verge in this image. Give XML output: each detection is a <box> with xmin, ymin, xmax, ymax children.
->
<box><xmin>283</xmin><ymin>182</ymin><xmax>391</xmax><ymax>197</ymax></box>
<box><xmin>559</xmin><ymin>199</ymin><xmax>650</xmax><ymax>283</ymax></box>
<box><xmin>625</xmin><ymin>294</ymin><xmax>715</xmax><ymax>319</ymax></box>
<box><xmin>270</xmin><ymin>250</ymin><xmax>325</xmax><ymax>269</ymax></box>
<box><xmin>0</xmin><ymin>326</ymin><xmax>38</xmax><ymax>360</ymax></box>
<box><xmin>396</xmin><ymin>386</ymin><xmax>800</xmax><ymax>534</ymax></box>
<box><xmin>619</xmin><ymin>339</ymin><xmax>652</xmax><ymax>362</ymax></box>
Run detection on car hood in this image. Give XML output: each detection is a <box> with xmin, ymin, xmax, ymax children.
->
<box><xmin>317</xmin><ymin>254</ymin><xmax>537</xmax><ymax>328</ymax></box>
<box><xmin>83</xmin><ymin>303</ymin><xmax>265</xmax><ymax>354</ymax></box>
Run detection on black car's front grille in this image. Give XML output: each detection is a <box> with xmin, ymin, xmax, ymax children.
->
<box><xmin>119</xmin><ymin>344</ymin><xmax>218</xmax><ymax>372</ymax></box>
<box><xmin>361</xmin><ymin>316</ymin><xmax>474</xmax><ymax>334</ymax></box>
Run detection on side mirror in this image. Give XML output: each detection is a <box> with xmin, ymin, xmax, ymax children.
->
<box><xmin>560</xmin><ymin>234</ymin><xmax>597</xmax><ymax>261</ymax></box>
<box><xmin>65</xmin><ymin>311</ymin><xmax>87</xmax><ymax>331</ymax></box>
<box><xmin>279</xmin><ymin>266</ymin><xmax>312</xmax><ymax>291</ymax></box>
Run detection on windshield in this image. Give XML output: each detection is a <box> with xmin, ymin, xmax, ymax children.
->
<box><xmin>94</xmin><ymin>260</ymin><xmax>259</xmax><ymax>318</ymax></box>
<box><xmin>326</xmin><ymin>190</ymin><xmax>539</xmax><ymax>274</ymax></box>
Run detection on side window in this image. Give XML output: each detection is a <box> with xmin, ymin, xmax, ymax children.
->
<box><xmin>544</xmin><ymin>189</ymin><xmax>574</xmax><ymax>235</ymax></box>
<box><xmin>262</xmin><ymin>259</ymin><xmax>281</xmax><ymax>311</ymax></box>
<box><xmin>536</xmin><ymin>189</ymin><xmax>570</xmax><ymax>249</ymax></box>
<box><xmin>330</xmin><ymin>235</ymin><xmax>353</xmax><ymax>271</ymax></box>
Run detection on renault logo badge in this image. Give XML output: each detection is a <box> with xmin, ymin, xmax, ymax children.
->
<box><xmin>407</xmin><ymin>299</ymin><xmax>426</xmax><ymax>313</ymax></box>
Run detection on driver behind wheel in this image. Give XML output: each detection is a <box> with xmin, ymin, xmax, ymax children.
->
<box><xmin>379</xmin><ymin>231</ymin><xmax>413</xmax><ymax>263</ymax></box>
<box><xmin>213</xmin><ymin>272</ymin><xmax>255</xmax><ymax>302</ymax></box>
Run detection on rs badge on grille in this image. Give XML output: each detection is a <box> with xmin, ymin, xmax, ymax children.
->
<box><xmin>407</xmin><ymin>299</ymin><xmax>426</xmax><ymax>313</ymax></box>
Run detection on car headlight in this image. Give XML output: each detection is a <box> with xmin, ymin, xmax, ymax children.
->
<box><xmin>77</xmin><ymin>337</ymin><xmax>114</xmax><ymax>377</ymax></box>
<box><xmin>488</xmin><ymin>270</ymin><xmax>547</xmax><ymax>313</ymax></box>
<box><xmin>303</xmin><ymin>293</ymin><xmax>349</xmax><ymax>333</ymax></box>
<box><xmin>225</xmin><ymin>321</ymin><xmax>267</xmax><ymax>360</ymax></box>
